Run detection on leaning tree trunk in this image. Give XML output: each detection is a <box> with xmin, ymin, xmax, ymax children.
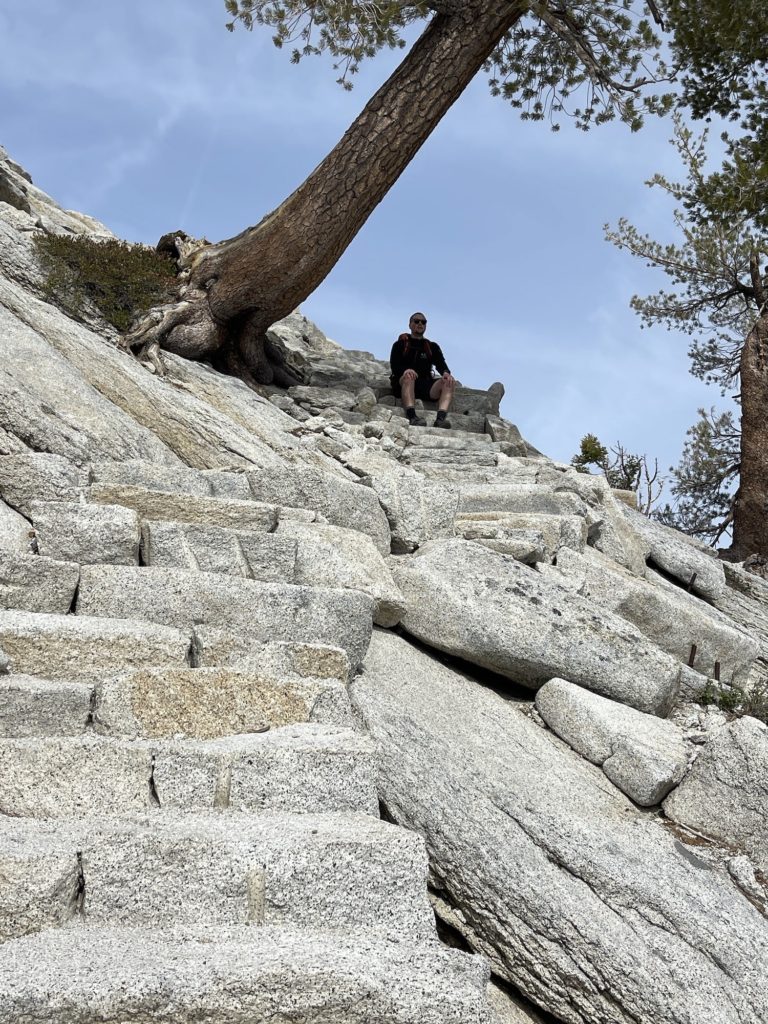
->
<box><xmin>124</xmin><ymin>0</ymin><xmax>526</xmax><ymax>386</ymax></box>
<box><xmin>732</xmin><ymin>309</ymin><xmax>768</xmax><ymax>560</ymax></box>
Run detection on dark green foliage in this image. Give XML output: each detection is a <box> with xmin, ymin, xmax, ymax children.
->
<box><xmin>700</xmin><ymin>676</ymin><xmax>768</xmax><ymax>725</ymax></box>
<box><xmin>654</xmin><ymin>408</ymin><xmax>739</xmax><ymax>545</ymax></box>
<box><xmin>571</xmin><ymin>432</ymin><xmax>644</xmax><ymax>490</ymax></box>
<box><xmin>663</xmin><ymin>0</ymin><xmax>768</xmax><ymax>126</ymax></box>
<box><xmin>661</xmin><ymin>0</ymin><xmax>768</xmax><ymax>227</ymax></box>
<box><xmin>607</xmin><ymin>113</ymin><xmax>767</xmax><ymax>547</ymax></box>
<box><xmin>224</xmin><ymin>1</ymin><xmax>672</xmax><ymax>129</ymax></box>
<box><xmin>33</xmin><ymin>234</ymin><xmax>176</xmax><ymax>333</ymax></box>
<box><xmin>487</xmin><ymin>1</ymin><xmax>671</xmax><ymax>132</ymax></box>
<box><xmin>606</xmin><ymin>116</ymin><xmax>767</xmax><ymax>396</ymax></box>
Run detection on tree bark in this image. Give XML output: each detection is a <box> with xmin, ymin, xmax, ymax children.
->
<box><xmin>732</xmin><ymin>311</ymin><xmax>768</xmax><ymax>559</ymax></box>
<box><xmin>126</xmin><ymin>0</ymin><xmax>525</xmax><ymax>384</ymax></box>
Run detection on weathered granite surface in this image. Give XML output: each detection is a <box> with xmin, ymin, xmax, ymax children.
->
<box><xmin>352</xmin><ymin>631</ymin><xmax>768</xmax><ymax>1024</ymax></box>
<box><xmin>536</xmin><ymin>677</ymin><xmax>689</xmax><ymax>805</ymax></box>
<box><xmin>663</xmin><ymin>716</ymin><xmax>768</xmax><ymax>872</ymax></box>
<box><xmin>3</xmin><ymin>152</ymin><xmax>768</xmax><ymax>1024</ymax></box>
<box><xmin>392</xmin><ymin>539</ymin><xmax>681</xmax><ymax>715</ymax></box>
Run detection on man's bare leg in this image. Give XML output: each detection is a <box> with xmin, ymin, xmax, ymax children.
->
<box><xmin>400</xmin><ymin>371</ymin><xmax>416</xmax><ymax>411</ymax></box>
<box><xmin>399</xmin><ymin>370</ymin><xmax>426</xmax><ymax>425</ymax></box>
<box><xmin>430</xmin><ymin>375</ymin><xmax>455</xmax><ymax>426</ymax></box>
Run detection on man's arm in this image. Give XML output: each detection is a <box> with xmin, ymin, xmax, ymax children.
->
<box><xmin>390</xmin><ymin>336</ymin><xmax>408</xmax><ymax>379</ymax></box>
<box><xmin>431</xmin><ymin>343</ymin><xmax>450</xmax><ymax>376</ymax></box>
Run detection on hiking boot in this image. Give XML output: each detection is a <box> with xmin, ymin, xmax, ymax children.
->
<box><xmin>434</xmin><ymin>416</ymin><xmax>451</xmax><ymax>429</ymax></box>
<box><xmin>408</xmin><ymin>414</ymin><xmax>427</xmax><ymax>427</ymax></box>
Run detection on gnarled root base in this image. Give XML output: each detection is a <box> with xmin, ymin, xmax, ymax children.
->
<box><xmin>210</xmin><ymin>310</ymin><xmax>302</xmax><ymax>389</ymax></box>
<box><xmin>122</xmin><ymin>295</ymin><xmax>302</xmax><ymax>390</ymax></box>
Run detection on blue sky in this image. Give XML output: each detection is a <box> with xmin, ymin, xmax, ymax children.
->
<box><xmin>1</xmin><ymin>1</ymin><xmax>735</xmax><ymax>482</ymax></box>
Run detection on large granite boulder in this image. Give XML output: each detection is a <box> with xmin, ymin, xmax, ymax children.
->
<box><xmin>546</xmin><ymin>470</ymin><xmax>651</xmax><ymax>575</ymax></box>
<box><xmin>535</xmin><ymin>677</ymin><xmax>689</xmax><ymax>805</ymax></box>
<box><xmin>663</xmin><ymin>716</ymin><xmax>768</xmax><ymax>872</ymax></box>
<box><xmin>275</xmin><ymin>520</ymin><xmax>406</xmax><ymax>627</ymax></box>
<box><xmin>553</xmin><ymin>547</ymin><xmax>758</xmax><ymax>685</ymax></box>
<box><xmin>351</xmin><ymin>630</ymin><xmax>768</xmax><ymax>1024</ymax></box>
<box><xmin>0</xmin><ymin>498</ymin><xmax>31</xmax><ymax>553</ymax></box>
<box><xmin>246</xmin><ymin>463</ymin><xmax>391</xmax><ymax>555</ymax></box>
<box><xmin>622</xmin><ymin>506</ymin><xmax>726</xmax><ymax>600</ymax></box>
<box><xmin>343</xmin><ymin>448</ymin><xmax>458</xmax><ymax>553</ymax></box>
<box><xmin>391</xmin><ymin>539</ymin><xmax>681</xmax><ymax>715</ymax></box>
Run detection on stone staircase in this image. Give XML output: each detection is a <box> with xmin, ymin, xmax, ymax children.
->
<box><xmin>0</xmin><ymin>455</ymin><xmax>492</xmax><ymax>1023</ymax></box>
<box><xmin>4</xmin><ymin>150</ymin><xmax>768</xmax><ymax>1024</ymax></box>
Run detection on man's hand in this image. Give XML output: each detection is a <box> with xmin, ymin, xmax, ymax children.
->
<box><xmin>442</xmin><ymin>372</ymin><xmax>455</xmax><ymax>385</ymax></box>
<box><xmin>401</xmin><ymin>369</ymin><xmax>418</xmax><ymax>383</ymax></box>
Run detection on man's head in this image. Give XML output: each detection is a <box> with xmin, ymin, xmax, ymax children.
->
<box><xmin>409</xmin><ymin>312</ymin><xmax>427</xmax><ymax>337</ymax></box>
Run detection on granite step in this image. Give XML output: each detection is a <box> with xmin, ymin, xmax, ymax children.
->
<box><xmin>92</xmin><ymin>665</ymin><xmax>352</xmax><ymax>739</ymax></box>
<box><xmin>0</xmin><ymin>812</ymin><xmax>432</xmax><ymax>937</ymax></box>
<box><xmin>0</xmin><ymin>726</ymin><xmax>377</xmax><ymax>818</ymax></box>
<box><xmin>88</xmin><ymin>483</ymin><xmax>280</xmax><ymax>532</ymax></box>
<box><xmin>91</xmin><ymin>458</ymin><xmax>253</xmax><ymax>500</ymax></box>
<box><xmin>403</xmin><ymin>431</ymin><xmax>493</xmax><ymax>450</ymax></box>
<box><xmin>0</xmin><ymin>610</ymin><xmax>192</xmax><ymax>681</ymax></box>
<box><xmin>74</xmin><ymin>566</ymin><xmax>374</xmax><ymax>672</ymax></box>
<box><xmin>457</xmin><ymin>483</ymin><xmax>588</xmax><ymax>518</ymax></box>
<box><xmin>401</xmin><ymin>448</ymin><xmax>498</xmax><ymax>468</ymax></box>
<box><xmin>0</xmin><ymin>925</ymin><xmax>492</xmax><ymax>1023</ymax></box>
<box><xmin>140</xmin><ymin>520</ymin><xmax>299</xmax><ymax>580</ymax></box>
<box><xmin>30</xmin><ymin>500</ymin><xmax>141</xmax><ymax>566</ymax></box>
<box><xmin>0</xmin><ymin>675</ymin><xmax>93</xmax><ymax>737</ymax></box>
<box><xmin>0</xmin><ymin>551</ymin><xmax>80</xmax><ymax>614</ymax></box>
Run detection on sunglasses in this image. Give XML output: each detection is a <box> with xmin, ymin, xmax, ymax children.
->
<box><xmin>411</xmin><ymin>318</ymin><xmax>427</xmax><ymax>325</ymax></box>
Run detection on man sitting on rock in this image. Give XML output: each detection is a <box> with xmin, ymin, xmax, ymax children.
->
<box><xmin>389</xmin><ymin>312</ymin><xmax>456</xmax><ymax>428</ymax></box>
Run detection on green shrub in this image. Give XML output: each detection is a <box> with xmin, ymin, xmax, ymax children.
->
<box><xmin>700</xmin><ymin>677</ymin><xmax>768</xmax><ymax>723</ymax></box>
<box><xmin>33</xmin><ymin>233</ymin><xmax>176</xmax><ymax>332</ymax></box>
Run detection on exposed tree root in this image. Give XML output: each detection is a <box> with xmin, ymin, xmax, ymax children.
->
<box><xmin>120</xmin><ymin>233</ymin><xmax>302</xmax><ymax>391</ymax></box>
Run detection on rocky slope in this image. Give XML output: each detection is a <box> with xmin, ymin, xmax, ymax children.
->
<box><xmin>0</xmin><ymin>147</ymin><xmax>766</xmax><ymax>1024</ymax></box>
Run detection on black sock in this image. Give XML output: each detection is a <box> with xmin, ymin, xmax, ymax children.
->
<box><xmin>406</xmin><ymin>407</ymin><xmax>416</xmax><ymax>420</ymax></box>
<box><xmin>436</xmin><ymin>410</ymin><xmax>447</xmax><ymax>421</ymax></box>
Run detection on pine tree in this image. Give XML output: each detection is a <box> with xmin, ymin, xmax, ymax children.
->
<box><xmin>606</xmin><ymin>116</ymin><xmax>768</xmax><ymax>557</ymax></box>
<box><xmin>123</xmin><ymin>2</ymin><xmax>670</xmax><ymax>386</ymax></box>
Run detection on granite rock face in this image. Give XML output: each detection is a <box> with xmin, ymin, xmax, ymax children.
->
<box><xmin>535</xmin><ymin>677</ymin><xmax>689</xmax><ymax>804</ymax></box>
<box><xmin>3</xmin><ymin>153</ymin><xmax>768</xmax><ymax>1024</ymax></box>
<box><xmin>351</xmin><ymin>631</ymin><xmax>768</xmax><ymax>1024</ymax></box>
<box><xmin>663</xmin><ymin>716</ymin><xmax>768</xmax><ymax>872</ymax></box>
<box><xmin>392</xmin><ymin>539</ymin><xmax>681</xmax><ymax>715</ymax></box>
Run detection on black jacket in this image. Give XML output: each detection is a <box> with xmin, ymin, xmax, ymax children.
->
<box><xmin>389</xmin><ymin>335</ymin><xmax>450</xmax><ymax>384</ymax></box>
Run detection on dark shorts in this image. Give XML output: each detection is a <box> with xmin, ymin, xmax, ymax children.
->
<box><xmin>390</xmin><ymin>374</ymin><xmax>435</xmax><ymax>401</ymax></box>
